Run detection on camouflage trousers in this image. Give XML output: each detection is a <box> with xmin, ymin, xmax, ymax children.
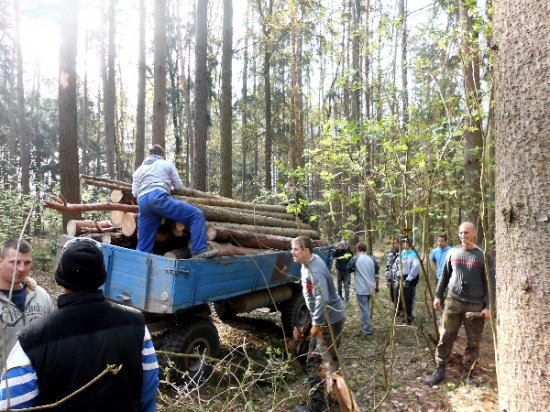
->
<box><xmin>305</xmin><ymin>319</ymin><xmax>344</xmax><ymax>412</ymax></box>
<box><xmin>435</xmin><ymin>297</ymin><xmax>485</xmax><ymax>369</ymax></box>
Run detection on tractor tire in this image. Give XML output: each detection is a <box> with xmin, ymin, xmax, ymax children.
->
<box><xmin>160</xmin><ymin>317</ymin><xmax>220</xmax><ymax>383</ymax></box>
<box><xmin>280</xmin><ymin>291</ymin><xmax>310</xmax><ymax>337</ymax></box>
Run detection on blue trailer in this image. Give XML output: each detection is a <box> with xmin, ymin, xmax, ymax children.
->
<box><xmin>57</xmin><ymin>235</ymin><xmax>334</xmax><ymax>378</ymax></box>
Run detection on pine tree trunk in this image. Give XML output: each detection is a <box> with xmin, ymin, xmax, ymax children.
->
<box><xmin>220</xmin><ymin>0</ymin><xmax>233</xmax><ymax>198</ymax></box>
<box><xmin>14</xmin><ymin>1</ymin><xmax>30</xmax><ymax>194</ymax></box>
<box><xmin>461</xmin><ymin>0</ymin><xmax>483</xmax><ymax>229</ymax></box>
<box><xmin>194</xmin><ymin>0</ymin><xmax>209</xmax><ymax>191</ymax></box>
<box><xmin>58</xmin><ymin>0</ymin><xmax>81</xmax><ymax>229</ymax></box>
<box><xmin>153</xmin><ymin>0</ymin><xmax>167</xmax><ymax>148</ymax></box>
<box><xmin>494</xmin><ymin>0</ymin><xmax>550</xmax><ymax>409</ymax></box>
<box><xmin>135</xmin><ymin>0</ymin><xmax>146</xmax><ymax>168</ymax></box>
<box><xmin>103</xmin><ymin>0</ymin><xmax>117</xmax><ymax>178</ymax></box>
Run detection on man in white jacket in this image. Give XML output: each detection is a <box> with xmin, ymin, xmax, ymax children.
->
<box><xmin>0</xmin><ymin>239</ymin><xmax>54</xmax><ymax>369</ymax></box>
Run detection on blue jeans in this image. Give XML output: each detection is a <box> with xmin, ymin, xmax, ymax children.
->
<box><xmin>356</xmin><ymin>294</ymin><xmax>373</xmax><ymax>334</ymax></box>
<box><xmin>137</xmin><ymin>190</ymin><xmax>208</xmax><ymax>255</ymax></box>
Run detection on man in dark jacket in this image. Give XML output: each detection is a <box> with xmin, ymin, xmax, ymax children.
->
<box><xmin>332</xmin><ymin>240</ymin><xmax>352</xmax><ymax>303</ymax></box>
<box><xmin>0</xmin><ymin>237</ymin><xmax>158</xmax><ymax>411</ymax></box>
<box><xmin>425</xmin><ymin>222</ymin><xmax>496</xmax><ymax>385</ymax></box>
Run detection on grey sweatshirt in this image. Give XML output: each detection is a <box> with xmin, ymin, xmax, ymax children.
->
<box><xmin>346</xmin><ymin>254</ymin><xmax>379</xmax><ymax>295</ymax></box>
<box><xmin>301</xmin><ymin>254</ymin><xmax>345</xmax><ymax>326</ymax></box>
<box><xmin>132</xmin><ymin>155</ymin><xmax>184</xmax><ymax>198</ymax></box>
<box><xmin>435</xmin><ymin>246</ymin><xmax>496</xmax><ymax>309</ymax></box>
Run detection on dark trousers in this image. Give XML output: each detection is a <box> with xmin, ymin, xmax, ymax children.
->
<box><xmin>336</xmin><ymin>270</ymin><xmax>350</xmax><ymax>302</ymax></box>
<box><xmin>305</xmin><ymin>319</ymin><xmax>344</xmax><ymax>412</ymax></box>
<box><xmin>403</xmin><ymin>284</ymin><xmax>416</xmax><ymax>322</ymax></box>
<box><xmin>391</xmin><ymin>281</ymin><xmax>415</xmax><ymax>322</ymax></box>
<box><xmin>435</xmin><ymin>297</ymin><xmax>485</xmax><ymax>369</ymax></box>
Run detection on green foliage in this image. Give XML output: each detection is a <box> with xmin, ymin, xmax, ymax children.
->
<box><xmin>0</xmin><ymin>187</ymin><xmax>36</xmax><ymax>241</ymax></box>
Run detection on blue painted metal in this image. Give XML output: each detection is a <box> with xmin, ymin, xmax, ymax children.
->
<box><xmin>99</xmin><ymin>243</ymin><xmax>334</xmax><ymax>315</ymax></box>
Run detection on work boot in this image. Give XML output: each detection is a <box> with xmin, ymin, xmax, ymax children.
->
<box><xmin>191</xmin><ymin>249</ymin><xmax>219</xmax><ymax>259</ymax></box>
<box><xmin>425</xmin><ymin>364</ymin><xmax>446</xmax><ymax>386</ymax></box>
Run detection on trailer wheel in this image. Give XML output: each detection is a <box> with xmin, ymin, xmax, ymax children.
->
<box><xmin>280</xmin><ymin>291</ymin><xmax>310</xmax><ymax>337</ymax></box>
<box><xmin>213</xmin><ymin>301</ymin><xmax>237</xmax><ymax>321</ymax></box>
<box><xmin>161</xmin><ymin>317</ymin><xmax>220</xmax><ymax>383</ymax></box>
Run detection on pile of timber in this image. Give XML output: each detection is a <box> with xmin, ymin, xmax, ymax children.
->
<box><xmin>44</xmin><ymin>174</ymin><xmax>327</xmax><ymax>258</ymax></box>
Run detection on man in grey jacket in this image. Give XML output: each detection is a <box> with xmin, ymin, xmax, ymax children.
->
<box><xmin>132</xmin><ymin>145</ymin><xmax>217</xmax><ymax>258</ymax></box>
<box><xmin>291</xmin><ymin>236</ymin><xmax>345</xmax><ymax>412</ymax></box>
<box><xmin>347</xmin><ymin>243</ymin><xmax>379</xmax><ymax>335</ymax></box>
<box><xmin>0</xmin><ymin>239</ymin><xmax>54</xmax><ymax>369</ymax></box>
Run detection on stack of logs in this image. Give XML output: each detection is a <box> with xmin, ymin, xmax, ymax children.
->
<box><xmin>44</xmin><ymin>174</ymin><xmax>327</xmax><ymax>258</ymax></box>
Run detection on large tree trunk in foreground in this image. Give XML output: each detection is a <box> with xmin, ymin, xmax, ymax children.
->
<box><xmin>494</xmin><ymin>1</ymin><xmax>550</xmax><ymax>410</ymax></box>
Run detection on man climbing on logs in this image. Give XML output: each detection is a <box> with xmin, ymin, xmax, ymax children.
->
<box><xmin>132</xmin><ymin>144</ymin><xmax>217</xmax><ymax>259</ymax></box>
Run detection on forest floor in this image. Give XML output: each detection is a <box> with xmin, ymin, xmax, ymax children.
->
<box><xmin>33</xmin><ymin>249</ymin><xmax>499</xmax><ymax>412</ymax></box>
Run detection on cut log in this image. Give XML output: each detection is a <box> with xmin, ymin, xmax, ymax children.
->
<box><xmin>163</xmin><ymin>248</ymin><xmax>191</xmax><ymax>259</ymax></box>
<box><xmin>111</xmin><ymin>189</ymin><xmax>136</xmax><ymax>204</ymax></box>
<box><xmin>206</xmin><ymin>225</ymin><xmax>328</xmax><ymax>250</ymax></box>
<box><xmin>313</xmin><ymin>330</ymin><xmax>365</xmax><ymax>412</ymax></box>
<box><xmin>66</xmin><ymin>220</ymin><xmax>114</xmax><ymax>236</ymax></box>
<box><xmin>198</xmin><ymin>204</ymin><xmax>312</xmax><ymax>230</ymax></box>
<box><xmin>44</xmin><ymin>200</ymin><xmax>137</xmax><ymax>213</ymax></box>
<box><xmin>330</xmin><ymin>374</ymin><xmax>364</xmax><ymax>412</ymax></box>
<box><xmin>171</xmin><ymin>187</ymin><xmax>222</xmax><ymax>199</ymax></box>
<box><xmin>121</xmin><ymin>213</ymin><xmax>138</xmax><ymax>237</ymax></box>
<box><xmin>80</xmin><ymin>174</ymin><xmax>132</xmax><ymax>191</ymax></box>
<box><xmin>173</xmin><ymin>194</ymin><xmax>288</xmax><ymax>214</ymax></box>
<box><xmin>85</xmin><ymin>232</ymin><xmax>114</xmax><ymax>244</ymax></box>
<box><xmin>207</xmin><ymin>241</ymin><xmax>273</xmax><ymax>257</ymax></box>
<box><xmin>206</xmin><ymin>221</ymin><xmax>319</xmax><ymax>239</ymax></box>
<box><xmin>110</xmin><ymin>210</ymin><xmax>126</xmax><ymax>227</ymax></box>
<box><xmin>171</xmin><ymin>221</ymin><xmax>186</xmax><ymax>237</ymax></box>
<box><xmin>219</xmin><ymin>206</ymin><xmax>297</xmax><ymax>222</ymax></box>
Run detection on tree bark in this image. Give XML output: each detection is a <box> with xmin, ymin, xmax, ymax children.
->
<box><xmin>135</xmin><ymin>0</ymin><xmax>146</xmax><ymax>168</ymax></box>
<box><xmin>173</xmin><ymin>195</ymin><xmax>286</xmax><ymax>214</ymax></box>
<box><xmin>207</xmin><ymin>225</ymin><xmax>327</xmax><ymax>250</ymax></box>
<box><xmin>220</xmin><ymin>0</ymin><xmax>233</xmax><ymax>198</ymax></box>
<box><xmin>207</xmin><ymin>221</ymin><xmax>319</xmax><ymax>239</ymax></box>
<box><xmin>176</xmin><ymin>5</ymin><xmax>194</xmax><ymax>186</ymax></box>
<box><xmin>14</xmin><ymin>1</ymin><xmax>30</xmax><ymax>194</ymax></box>
<box><xmin>44</xmin><ymin>201</ymin><xmax>137</xmax><ymax>213</ymax></box>
<box><xmin>153</xmin><ymin>0</ymin><xmax>167</xmax><ymax>148</ymax></box>
<box><xmin>102</xmin><ymin>0</ymin><xmax>117</xmax><ymax>178</ymax></box>
<box><xmin>208</xmin><ymin>241</ymin><xmax>273</xmax><ymax>256</ymax></box>
<box><xmin>58</xmin><ymin>0</ymin><xmax>81</xmax><ymax>229</ymax></box>
<box><xmin>494</xmin><ymin>0</ymin><xmax>550</xmax><ymax>410</ymax></box>
<box><xmin>461</xmin><ymin>0</ymin><xmax>483</xmax><ymax>229</ymax></box>
<box><xmin>193</xmin><ymin>0</ymin><xmax>209</xmax><ymax>190</ymax></box>
<box><xmin>66</xmin><ymin>220</ymin><xmax>115</xmax><ymax>236</ymax></box>
<box><xmin>199</xmin><ymin>205</ymin><xmax>312</xmax><ymax>229</ymax></box>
